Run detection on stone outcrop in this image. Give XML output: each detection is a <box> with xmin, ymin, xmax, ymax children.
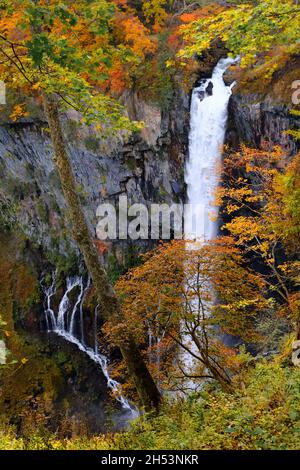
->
<box><xmin>0</xmin><ymin>87</ymin><xmax>189</xmax><ymax>260</ymax></box>
<box><xmin>227</xmin><ymin>92</ymin><xmax>300</xmax><ymax>154</ymax></box>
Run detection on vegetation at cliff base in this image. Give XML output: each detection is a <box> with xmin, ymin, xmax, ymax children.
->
<box><xmin>2</xmin><ymin>361</ymin><xmax>300</xmax><ymax>450</ymax></box>
<box><xmin>0</xmin><ymin>0</ymin><xmax>300</xmax><ymax>452</ymax></box>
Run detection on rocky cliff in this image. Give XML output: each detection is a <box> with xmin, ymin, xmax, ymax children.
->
<box><xmin>0</xmin><ymin>88</ymin><xmax>188</xmax><ymax>259</ymax></box>
<box><xmin>1</xmin><ymin>57</ymin><xmax>299</xmax><ymax>435</ymax></box>
<box><xmin>228</xmin><ymin>93</ymin><xmax>300</xmax><ymax>154</ymax></box>
<box><xmin>0</xmin><ymin>84</ymin><xmax>190</xmax><ymax>433</ymax></box>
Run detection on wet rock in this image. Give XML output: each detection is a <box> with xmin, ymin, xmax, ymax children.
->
<box><xmin>227</xmin><ymin>92</ymin><xmax>300</xmax><ymax>155</ymax></box>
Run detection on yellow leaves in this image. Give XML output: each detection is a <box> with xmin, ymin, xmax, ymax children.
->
<box><xmin>227</xmin><ymin>204</ymin><xmax>239</xmax><ymax>215</ymax></box>
<box><xmin>166</xmin><ymin>59</ymin><xmax>175</xmax><ymax>69</ymax></box>
<box><xmin>9</xmin><ymin>104</ymin><xmax>29</xmax><ymax>122</ymax></box>
<box><xmin>259</xmin><ymin>241</ymin><xmax>270</xmax><ymax>257</ymax></box>
<box><xmin>225</xmin><ymin>216</ymin><xmax>259</xmax><ymax>243</ymax></box>
<box><xmin>21</xmin><ymin>357</ymin><xmax>28</xmax><ymax>365</ymax></box>
<box><xmin>240</xmin><ymin>53</ymin><xmax>255</xmax><ymax>68</ymax></box>
<box><xmin>219</xmin><ymin>146</ymin><xmax>292</xmax><ymax>253</ymax></box>
<box><xmin>142</xmin><ymin>0</ymin><xmax>168</xmax><ymax>29</ymax></box>
<box><xmin>95</xmin><ymin>123</ymin><xmax>103</xmax><ymax>131</ymax></box>
<box><xmin>32</xmin><ymin>82</ymin><xmax>41</xmax><ymax>90</ymax></box>
<box><xmin>178</xmin><ymin>0</ymin><xmax>300</xmax><ymax>83</ymax></box>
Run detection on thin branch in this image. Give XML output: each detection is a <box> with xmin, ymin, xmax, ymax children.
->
<box><xmin>0</xmin><ymin>47</ymin><xmax>33</xmax><ymax>85</ymax></box>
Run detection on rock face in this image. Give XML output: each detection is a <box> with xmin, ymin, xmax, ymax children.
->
<box><xmin>1</xmin><ymin>59</ymin><xmax>298</xmax><ymax>433</ymax></box>
<box><xmin>0</xmin><ymin>88</ymin><xmax>189</xmax><ymax>259</ymax></box>
<box><xmin>0</xmin><ymin>87</ymin><xmax>190</xmax><ymax>433</ymax></box>
<box><xmin>227</xmin><ymin>92</ymin><xmax>300</xmax><ymax>154</ymax></box>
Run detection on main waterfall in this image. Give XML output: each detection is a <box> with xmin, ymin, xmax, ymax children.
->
<box><xmin>181</xmin><ymin>58</ymin><xmax>236</xmax><ymax>383</ymax></box>
<box><xmin>185</xmin><ymin>57</ymin><xmax>236</xmax><ymax>241</ymax></box>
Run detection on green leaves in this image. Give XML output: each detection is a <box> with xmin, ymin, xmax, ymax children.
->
<box><xmin>179</xmin><ymin>0</ymin><xmax>300</xmax><ymax>72</ymax></box>
<box><xmin>26</xmin><ymin>34</ymin><xmax>54</xmax><ymax>67</ymax></box>
<box><xmin>53</xmin><ymin>5</ymin><xmax>77</xmax><ymax>26</ymax></box>
<box><xmin>0</xmin><ymin>0</ymin><xmax>140</xmax><ymax>134</ymax></box>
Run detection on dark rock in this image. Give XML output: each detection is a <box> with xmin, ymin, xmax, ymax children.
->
<box><xmin>226</xmin><ymin>92</ymin><xmax>300</xmax><ymax>155</ymax></box>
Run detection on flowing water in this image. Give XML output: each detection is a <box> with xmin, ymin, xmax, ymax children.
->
<box><xmin>41</xmin><ymin>58</ymin><xmax>236</xmax><ymax>409</ymax></box>
<box><xmin>181</xmin><ymin>57</ymin><xmax>237</xmax><ymax>381</ymax></box>
<box><xmin>41</xmin><ymin>273</ymin><xmax>137</xmax><ymax>415</ymax></box>
<box><xmin>185</xmin><ymin>57</ymin><xmax>237</xmax><ymax>241</ymax></box>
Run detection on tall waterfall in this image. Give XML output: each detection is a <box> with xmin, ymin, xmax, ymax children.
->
<box><xmin>41</xmin><ymin>273</ymin><xmax>136</xmax><ymax>414</ymax></box>
<box><xmin>185</xmin><ymin>57</ymin><xmax>236</xmax><ymax>241</ymax></box>
<box><xmin>181</xmin><ymin>58</ymin><xmax>236</xmax><ymax>383</ymax></box>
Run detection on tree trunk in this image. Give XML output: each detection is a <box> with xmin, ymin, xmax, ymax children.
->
<box><xmin>43</xmin><ymin>93</ymin><xmax>161</xmax><ymax>411</ymax></box>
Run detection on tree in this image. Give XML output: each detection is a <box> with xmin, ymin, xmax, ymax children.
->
<box><xmin>142</xmin><ymin>0</ymin><xmax>169</xmax><ymax>30</ymax></box>
<box><xmin>179</xmin><ymin>0</ymin><xmax>300</xmax><ymax>77</ymax></box>
<box><xmin>217</xmin><ymin>145</ymin><xmax>300</xmax><ymax>338</ymax></box>
<box><xmin>110</xmin><ymin>6</ymin><xmax>157</xmax><ymax>93</ymax></box>
<box><xmin>112</xmin><ymin>238</ymin><xmax>267</xmax><ymax>393</ymax></box>
<box><xmin>0</xmin><ymin>0</ymin><xmax>160</xmax><ymax>410</ymax></box>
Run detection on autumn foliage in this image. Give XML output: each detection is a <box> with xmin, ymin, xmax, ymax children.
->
<box><xmin>104</xmin><ymin>237</ymin><xmax>268</xmax><ymax>393</ymax></box>
<box><xmin>217</xmin><ymin>145</ymin><xmax>300</xmax><ymax>331</ymax></box>
<box><xmin>103</xmin><ymin>142</ymin><xmax>300</xmax><ymax>396</ymax></box>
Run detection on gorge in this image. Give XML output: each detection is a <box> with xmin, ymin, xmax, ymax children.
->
<box><xmin>0</xmin><ymin>0</ymin><xmax>299</xmax><ymax>451</ymax></box>
<box><xmin>0</xmin><ymin>54</ymin><xmax>298</xmax><ymax>434</ymax></box>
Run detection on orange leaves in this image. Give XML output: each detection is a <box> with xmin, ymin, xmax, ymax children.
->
<box><xmin>167</xmin><ymin>30</ymin><xmax>181</xmax><ymax>51</ymax></box>
<box><xmin>114</xmin><ymin>13</ymin><xmax>157</xmax><ymax>59</ymax></box>
<box><xmin>110</xmin><ymin>236</ymin><xmax>267</xmax><ymax>391</ymax></box>
<box><xmin>107</xmin><ymin>59</ymin><xmax>128</xmax><ymax>95</ymax></box>
<box><xmin>0</xmin><ymin>10</ymin><xmax>29</xmax><ymax>42</ymax></box>
<box><xmin>180</xmin><ymin>3</ymin><xmax>223</xmax><ymax>24</ymax></box>
<box><xmin>9</xmin><ymin>104</ymin><xmax>29</xmax><ymax>122</ymax></box>
<box><xmin>218</xmin><ymin>145</ymin><xmax>300</xmax><ymax>337</ymax></box>
<box><xmin>112</xmin><ymin>0</ymin><xmax>128</xmax><ymax>6</ymax></box>
<box><xmin>179</xmin><ymin>12</ymin><xmax>201</xmax><ymax>23</ymax></box>
<box><xmin>106</xmin><ymin>10</ymin><xmax>157</xmax><ymax>93</ymax></box>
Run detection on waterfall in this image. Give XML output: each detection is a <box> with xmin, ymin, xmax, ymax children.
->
<box><xmin>80</xmin><ymin>276</ymin><xmax>90</xmax><ymax>345</ymax></box>
<box><xmin>181</xmin><ymin>57</ymin><xmax>237</xmax><ymax>384</ymax></box>
<box><xmin>185</xmin><ymin>57</ymin><xmax>237</xmax><ymax>241</ymax></box>
<box><xmin>56</xmin><ymin>276</ymin><xmax>82</xmax><ymax>332</ymax></box>
<box><xmin>42</xmin><ymin>271</ymin><xmax>57</xmax><ymax>331</ymax></box>
<box><xmin>69</xmin><ymin>277</ymin><xmax>84</xmax><ymax>336</ymax></box>
<box><xmin>42</xmin><ymin>272</ymin><xmax>136</xmax><ymax>414</ymax></box>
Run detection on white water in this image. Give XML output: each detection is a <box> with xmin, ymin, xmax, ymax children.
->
<box><xmin>41</xmin><ymin>273</ymin><xmax>136</xmax><ymax>414</ymax></box>
<box><xmin>181</xmin><ymin>58</ymin><xmax>237</xmax><ymax>383</ymax></box>
<box><xmin>185</xmin><ymin>57</ymin><xmax>237</xmax><ymax>241</ymax></box>
<box><xmin>43</xmin><ymin>271</ymin><xmax>57</xmax><ymax>331</ymax></box>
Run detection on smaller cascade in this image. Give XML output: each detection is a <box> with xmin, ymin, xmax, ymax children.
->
<box><xmin>56</xmin><ymin>276</ymin><xmax>82</xmax><ymax>332</ymax></box>
<box><xmin>80</xmin><ymin>276</ymin><xmax>91</xmax><ymax>345</ymax></box>
<box><xmin>69</xmin><ymin>277</ymin><xmax>84</xmax><ymax>336</ymax></box>
<box><xmin>41</xmin><ymin>271</ymin><xmax>57</xmax><ymax>331</ymax></box>
<box><xmin>42</xmin><ymin>272</ymin><xmax>137</xmax><ymax>414</ymax></box>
